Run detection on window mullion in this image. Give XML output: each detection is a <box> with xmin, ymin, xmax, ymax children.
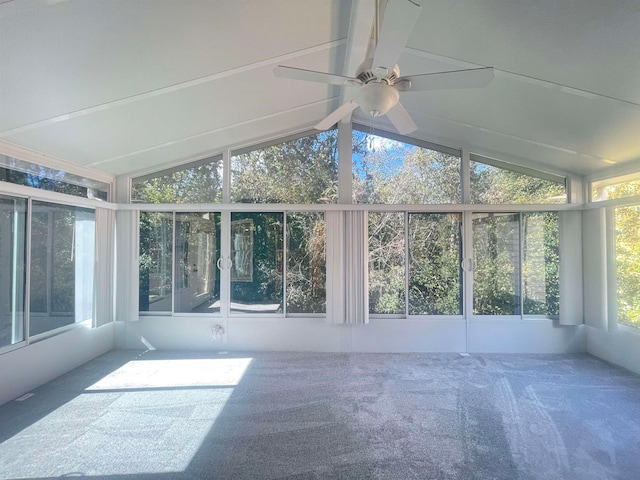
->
<box><xmin>404</xmin><ymin>211</ymin><xmax>409</xmax><ymax>318</ymax></box>
<box><xmin>519</xmin><ymin>212</ymin><xmax>524</xmax><ymax>318</ymax></box>
<box><xmin>23</xmin><ymin>198</ymin><xmax>32</xmax><ymax>345</ymax></box>
<box><xmin>171</xmin><ymin>212</ymin><xmax>176</xmax><ymax>315</ymax></box>
<box><xmin>283</xmin><ymin>212</ymin><xmax>288</xmax><ymax>316</ymax></box>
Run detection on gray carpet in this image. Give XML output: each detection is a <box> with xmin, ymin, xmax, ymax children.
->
<box><xmin>0</xmin><ymin>350</ymin><xmax>639</xmax><ymax>480</ymax></box>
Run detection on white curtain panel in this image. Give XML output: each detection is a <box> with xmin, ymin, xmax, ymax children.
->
<box><xmin>115</xmin><ymin>209</ymin><xmax>140</xmax><ymax>322</ymax></box>
<box><xmin>326</xmin><ymin>210</ymin><xmax>369</xmax><ymax>324</ymax></box>
<box><xmin>326</xmin><ymin>211</ymin><xmax>345</xmax><ymax>323</ymax></box>
<box><xmin>344</xmin><ymin>210</ymin><xmax>369</xmax><ymax>325</ymax></box>
<box><xmin>95</xmin><ymin>208</ymin><xmax>115</xmax><ymax>327</ymax></box>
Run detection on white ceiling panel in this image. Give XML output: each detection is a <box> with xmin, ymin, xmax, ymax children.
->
<box><xmin>4</xmin><ymin>44</ymin><xmax>346</xmax><ymax>168</ymax></box>
<box><xmin>406</xmin><ymin>0</ymin><xmax>640</xmax><ymax>103</ymax></box>
<box><xmin>0</xmin><ymin>0</ymin><xmax>350</xmax><ymax>130</ymax></box>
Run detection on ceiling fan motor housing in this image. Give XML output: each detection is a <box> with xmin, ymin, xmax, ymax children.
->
<box><xmin>356</xmin><ymin>82</ymin><xmax>400</xmax><ymax>117</ymax></box>
<box><xmin>356</xmin><ymin>62</ymin><xmax>401</xmax><ymax>85</ymax></box>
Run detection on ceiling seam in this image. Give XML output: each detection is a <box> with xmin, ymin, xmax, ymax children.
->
<box><xmin>84</xmin><ymin>97</ymin><xmax>340</xmax><ymax>168</ymax></box>
<box><xmin>405</xmin><ymin>48</ymin><xmax>640</xmax><ymax>111</ymax></box>
<box><xmin>0</xmin><ymin>38</ymin><xmax>348</xmax><ymax>139</ymax></box>
<box><xmin>393</xmin><ymin>107</ymin><xmax>612</xmax><ymax>162</ymax></box>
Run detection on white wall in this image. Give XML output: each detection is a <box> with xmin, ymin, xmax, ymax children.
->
<box><xmin>119</xmin><ymin>316</ymin><xmax>585</xmax><ymax>354</ymax></box>
<box><xmin>587</xmin><ymin>326</ymin><xmax>640</xmax><ymax>375</ymax></box>
<box><xmin>0</xmin><ymin>323</ymin><xmax>114</xmax><ymax>406</ymax></box>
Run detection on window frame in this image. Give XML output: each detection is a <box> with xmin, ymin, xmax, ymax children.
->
<box><xmin>127</xmin><ymin>125</ymin><xmax>577</xmax><ymax>324</ymax></box>
<box><xmin>0</xmin><ymin>186</ymin><xmax>104</xmax><ymax>355</ymax></box>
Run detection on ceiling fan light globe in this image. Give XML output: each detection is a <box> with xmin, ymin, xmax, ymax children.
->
<box><xmin>356</xmin><ymin>83</ymin><xmax>400</xmax><ymax>117</ymax></box>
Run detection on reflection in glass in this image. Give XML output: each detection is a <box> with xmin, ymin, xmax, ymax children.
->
<box><xmin>29</xmin><ymin>202</ymin><xmax>95</xmax><ymax>336</ymax></box>
<box><xmin>369</xmin><ymin>212</ymin><xmax>405</xmax><ymax>314</ymax></box>
<box><xmin>174</xmin><ymin>213</ymin><xmax>221</xmax><ymax>314</ymax></box>
<box><xmin>473</xmin><ymin>213</ymin><xmax>521</xmax><ymax>315</ymax></box>
<box><xmin>139</xmin><ymin>212</ymin><xmax>173</xmax><ymax>313</ymax></box>
<box><xmin>230</xmin><ymin>212</ymin><xmax>283</xmax><ymax>313</ymax></box>
<box><xmin>287</xmin><ymin>212</ymin><xmax>326</xmax><ymax>314</ymax></box>
<box><xmin>0</xmin><ymin>195</ymin><xmax>26</xmax><ymax>347</ymax></box>
<box><xmin>231</xmin><ymin>219</ymin><xmax>254</xmax><ymax>282</ymax></box>
<box><xmin>0</xmin><ymin>155</ymin><xmax>109</xmax><ymax>200</ymax></box>
<box><xmin>408</xmin><ymin>213</ymin><xmax>462</xmax><ymax>315</ymax></box>
<box><xmin>522</xmin><ymin>212</ymin><xmax>559</xmax><ymax>316</ymax></box>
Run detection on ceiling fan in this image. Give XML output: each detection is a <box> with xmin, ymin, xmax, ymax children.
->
<box><xmin>274</xmin><ymin>0</ymin><xmax>494</xmax><ymax>135</ymax></box>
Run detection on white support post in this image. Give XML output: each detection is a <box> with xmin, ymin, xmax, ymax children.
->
<box><xmin>338</xmin><ymin>121</ymin><xmax>353</xmax><ymax>204</ymax></box>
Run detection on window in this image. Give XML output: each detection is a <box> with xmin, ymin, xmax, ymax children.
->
<box><xmin>592</xmin><ymin>173</ymin><xmax>640</xmax><ymax>202</ymax></box>
<box><xmin>408</xmin><ymin>213</ymin><xmax>462</xmax><ymax>315</ymax></box>
<box><xmin>615</xmin><ymin>205</ymin><xmax>640</xmax><ymax>328</ymax></box>
<box><xmin>0</xmin><ymin>155</ymin><xmax>109</xmax><ymax>200</ymax></box>
<box><xmin>368</xmin><ymin>211</ymin><xmax>462</xmax><ymax>316</ymax></box>
<box><xmin>353</xmin><ymin>128</ymin><xmax>461</xmax><ymax>204</ymax></box>
<box><xmin>29</xmin><ymin>202</ymin><xmax>96</xmax><ymax>336</ymax></box>
<box><xmin>473</xmin><ymin>212</ymin><xmax>559</xmax><ymax>317</ymax></box>
<box><xmin>286</xmin><ymin>212</ymin><xmax>326</xmax><ymax>314</ymax></box>
<box><xmin>0</xmin><ymin>195</ymin><xmax>27</xmax><ymax>347</ymax></box>
<box><xmin>174</xmin><ymin>213</ymin><xmax>221</xmax><ymax>314</ymax></box>
<box><xmin>473</xmin><ymin>213</ymin><xmax>521</xmax><ymax>315</ymax></box>
<box><xmin>470</xmin><ymin>155</ymin><xmax>566</xmax><ymax>204</ymax></box>
<box><xmin>522</xmin><ymin>212</ymin><xmax>559</xmax><ymax>316</ymax></box>
<box><xmin>131</xmin><ymin>155</ymin><xmax>223</xmax><ymax>204</ymax></box>
<box><xmin>231</xmin><ymin>130</ymin><xmax>338</xmax><ymax>204</ymax></box>
<box><xmin>139</xmin><ymin>212</ymin><xmax>173</xmax><ymax>313</ymax></box>
<box><xmin>369</xmin><ymin>212</ymin><xmax>405</xmax><ymax>314</ymax></box>
<box><xmin>139</xmin><ymin>212</ymin><xmax>221</xmax><ymax>314</ymax></box>
<box><xmin>230</xmin><ymin>212</ymin><xmax>283</xmax><ymax>313</ymax></box>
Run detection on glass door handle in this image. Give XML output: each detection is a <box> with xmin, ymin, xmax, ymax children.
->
<box><xmin>216</xmin><ymin>257</ymin><xmax>233</xmax><ymax>270</ymax></box>
<box><xmin>461</xmin><ymin>258</ymin><xmax>475</xmax><ymax>272</ymax></box>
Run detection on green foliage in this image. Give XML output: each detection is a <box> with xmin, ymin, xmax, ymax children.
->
<box><xmin>408</xmin><ymin>214</ymin><xmax>462</xmax><ymax>315</ymax></box>
<box><xmin>231</xmin><ymin>130</ymin><xmax>338</xmax><ymax>204</ymax></box>
<box><xmin>615</xmin><ymin>204</ymin><xmax>640</xmax><ymax>328</ymax></box>
<box><xmin>522</xmin><ymin>212</ymin><xmax>559</xmax><ymax>316</ymax></box>
<box><xmin>472</xmin><ymin>214</ymin><xmax>521</xmax><ymax>315</ymax></box>
<box><xmin>132</xmin><ymin>161</ymin><xmax>223</xmax><ymax>204</ymax></box>
<box><xmin>286</xmin><ymin>213</ymin><xmax>326</xmax><ymax>313</ymax></box>
<box><xmin>368</xmin><ymin>212</ymin><xmax>405</xmax><ymax>314</ymax></box>
<box><xmin>471</xmin><ymin>162</ymin><xmax>566</xmax><ymax>204</ymax></box>
<box><xmin>353</xmin><ymin>131</ymin><xmax>461</xmax><ymax>204</ymax></box>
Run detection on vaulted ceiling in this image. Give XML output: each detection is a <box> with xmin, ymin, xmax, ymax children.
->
<box><xmin>1</xmin><ymin>0</ymin><xmax>640</xmax><ymax>179</ymax></box>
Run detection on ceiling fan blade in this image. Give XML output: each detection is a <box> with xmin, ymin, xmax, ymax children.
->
<box><xmin>274</xmin><ymin>65</ymin><xmax>360</xmax><ymax>86</ymax></box>
<box><xmin>315</xmin><ymin>101</ymin><xmax>359</xmax><ymax>131</ymax></box>
<box><xmin>386</xmin><ymin>102</ymin><xmax>417</xmax><ymax>135</ymax></box>
<box><xmin>372</xmin><ymin>0</ymin><xmax>422</xmax><ymax>74</ymax></box>
<box><xmin>398</xmin><ymin>67</ymin><xmax>494</xmax><ymax>92</ymax></box>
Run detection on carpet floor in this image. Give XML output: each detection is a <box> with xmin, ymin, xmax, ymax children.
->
<box><xmin>0</xmin><ymin>350</ymin><xmax>639</xmax><ymax>479</ymax></box>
